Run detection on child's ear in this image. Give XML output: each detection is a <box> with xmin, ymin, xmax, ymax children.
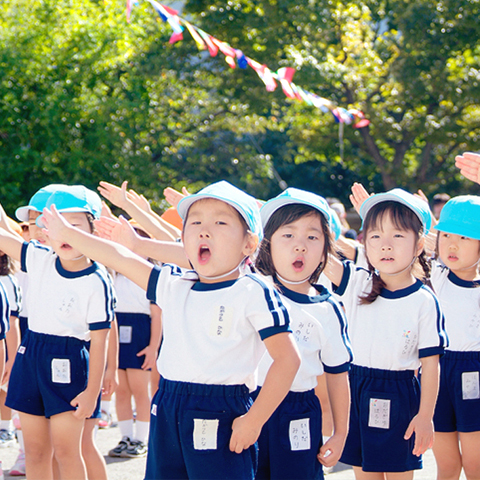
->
<box><xmin>243</xmin><ymin>233</ymin><xmax>259</xmax><ymax>256</ymax></box>
<box><xmin>416</xmin><ymin>235</ymin><xmax>426</xmax><ymax>256</ymax></box>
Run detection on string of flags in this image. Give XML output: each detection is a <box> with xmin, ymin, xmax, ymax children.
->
<box><xmin>130</xmin><ymin>0</ymin><xmax>370</xmax><ymax>130</ymax></box>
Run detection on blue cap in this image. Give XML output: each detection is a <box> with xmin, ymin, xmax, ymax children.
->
<box><xmin>260</xmin><ymin>187</ymin><xmax>335</xmax><ymax>236</ymax></box>
<box><xmin>435</xmin><ymin>195</ymin><xmax>480</xmax><ymax>240</ymax></box>
<box><xmin>36</xmin><ymin>185</ymin><xmax>102</xmax><ymax>228</ymax></box>
<box><xmin>359</xmin><ymin>188</ymin><xmax>432</xmax><ymax>235</ymax></box>
<box><xmin>177</xmin><ymin>181</ymin><xmax>262</xmax><ymax>239</ymax></box>
<box><xmin>329</xmin><ymin>209</ymin><xmax>342</xmax><ymax>241</ymax></box>
<box><xmin>15</xmin><ymin>184</ymin><xmax>69</xmax><ymax>222</ymax></box>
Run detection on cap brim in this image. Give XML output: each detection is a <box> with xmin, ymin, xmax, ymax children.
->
<box><xmin>260</xmin><ymin>198</ymin><xmax>330</xmax><ymax>227</ymax></box>
<box><xmin>15</xmin><ymin>205</ymin><xmax>40</xmax><ymax>222</ymax></box>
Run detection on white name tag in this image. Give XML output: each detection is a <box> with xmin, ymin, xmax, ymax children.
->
<box><xmin>289</xmin><ymin>418</ymin><xmax>311</xmax><ymax>451</ymax></box>
<box><xmin>462</xmin><ymin>372</ymin><xmax>480</xmax><ymax>400</ymax></box>
<box><xmin>51</xmin><ymin>358</ymin><xmax>71</xmax><ymax>384</ymax></box>
<box><xmin>151</xmin><ymin>404</ymin><xmax>157</xmax><ymax>416</ymax></box>
<box><xmin>209</xmin><ymin>305</ymin><xmax>233</xmax><ymax>338</ymax></box>
<box><xmin>18</xmin><ymin>346</ymin><xmax>25</xmax><ymax>354</ymax></box>
<box><xmin>193</xmin><ymin>418</ymin><xmax>219</xmax><ymax>450</ymax></box>
<box><xmin>119</xmin><ymin>325</ymin><xmax>133</xmax><ymax>344</ymax></box>
<box><xmin>368</xmin><ymin>398</ymin><xmax>390</xmax><ymax>429</ymax></box>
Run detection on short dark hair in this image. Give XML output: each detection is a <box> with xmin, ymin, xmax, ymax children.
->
<box><xmin>255</xmin><ymin>204</ymin><xmax>333</xmax><ymax>284</ymax></box>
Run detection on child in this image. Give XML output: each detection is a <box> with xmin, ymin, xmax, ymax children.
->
<box><xmin>41</xmin><ymin>180</ymin><xmax>301</xmax><ymax>480</ymax></box>
<box><xmin>253</xmin><ymin>188</ymin><xmax>352</xmax><ymax>479</ymax></box>
<box><xmin>324</xmin><ymin>188</ymin><xmax>447</xmax><ymax>479</ymax></box>
<box><xmin>0</xmin><ymin>273</ymin><xmax>9</xmax><ymax>479</ymax></box>
<box><xmin>430</xmin><ymin>195</ymin><xmax>480</xmax><ymax>480</ymax></box>
<box><xmin>0</xmin><ymin>185</ymin><xmax>115</xmax><ymax>480</ymax></box>
<box><xmin>108</xmin><ymin>223</ymin><xmax>162</xmax><ymax>459</ymax></box>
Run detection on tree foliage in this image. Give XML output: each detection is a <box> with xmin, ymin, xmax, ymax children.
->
<box><xmin>0</xmin><ymin>0</ymin><xmax>479</xmax><ymax>216</ymax></box>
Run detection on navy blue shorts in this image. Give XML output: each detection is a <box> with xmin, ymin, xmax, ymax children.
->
<box><xmin>117</xmin><ymin>312</ymin><xmax>151</xmax><ymax>370</ymax></box>
<box><xmin>18</xmin><ymin>316</ymin><xmax>28</xmax><ymax>339</ymax></box>
<box><xmin>252</xmin><ymin>387</ymin><xmax>324</xmax><ymax>480</ymax></box>
<box><xmin>6</xmin><ymin>330</ymin><xmax>90</xmax><ymax>418</ymax></box>
<box><xmin>145</xmin><ymin>378</ymin><xmax>257</xmax><ymax>480</ymax></box>
<box><xmin>340</xmin><ymin>365</ymin><xmax>422</xmax><ymax>473</ymax></box>
<box><xmin>434</xmin><ymin>351</ymin><xmax>480</xmax><ymax>433</ymax></box>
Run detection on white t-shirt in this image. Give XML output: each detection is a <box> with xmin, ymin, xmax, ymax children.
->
<box><xmin>21</xmin><ymin>242</ymin><xmax>115</xmax><ymax>341</ymax></box>
<box><xmin>0</xmin><ymin>274</ymin><xmax>22</xmax><ymax>317</ymax></box>
<box><xmin>257</xmin><ymin>280</ymin><xmax>352</xmax><ymax>392</ymax></box>
<box><xmin>114</xmin><ymin>273</ymin><xmax>151</xmax><ymax>315</ymax></box>
<box><xmin>430</xmin><ymin>260</ymin><xmax>480</xmax><ymax>352</ymax></box>
<box><xmin>334</xmin><ymin>261</ymin><xmax>447</xmax><ymax>370</ymax></box>
<box><xmin>14</xmin><ymin>270</ymin><xmax>28</xmax><ymax>318</ymax></box>
<box><xmin>0</xmin><ymin>282</ymin><xmax>9</xmax><ymax>340</ymax></box>
<box><xmin>146</xmin><ymin>265</ymin><xmax>291</xmax><ymax>391</ymax></box>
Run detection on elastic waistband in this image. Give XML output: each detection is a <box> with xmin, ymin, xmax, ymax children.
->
<box><xmin>444</xmin><ymin>350</ymin><xmax>480</xmax><ymax>361</ymax></box>
<box><xmin>159</xmin><ymin>378</ymin><xmax>249</xmax><ymax>397</ymax></box>
<box><xmin>115</xmin><ymin>312</ymin><xmax>150</xmax><ymax>321</ymax></box>
<box><xmin>281</xmin><ymin>389</ymin><xmax>316</xmax><ymax>403</ymax></box>
<box><xmin>25</xmin><ymin>330</ymin><xmax>88</xmax><ymax>347</ymax></box>
<box><xmin>350</xmin><ymin>364</ymin><xmax>415</xmax><ymax>380</ymax></box>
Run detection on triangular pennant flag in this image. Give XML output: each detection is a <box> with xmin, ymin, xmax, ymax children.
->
<box><xmin>235</xmin><ymin>50</ymin><xmax>248</xmax><ymax>69</ymax></box>
<box><xmin>276</xmin><ymin>67</ymin><xmax>296</xmax><ymax>83</ymax></box>
<box><xmin>210</xmin><ymin>37</ymin><xmax>236</xmax><ymax>58</ymax></box>
<box><xmin>225</xmin><ymin>56</ymin><xmax>236</xmax><ymax>68</ymax></box>
<box><xmin>183</xmin><ymin>20</ymin><xmax>206</xmax><ymax>50</ymax></box>
<box><xmin>126</xmin><ymin>0</ymin><xmax>133</xmax><ymax>23</ymax></box>
<box><xmin>169</xmin><ymin>31</ymin><xmax>183</xmax><ymax>44</ymax></box>
<box><xmin>197</xmin><ymin>29</ymin><xmax>219</xmax><ymax>56</ymax></box>
<box><xmin>279</xmin><ymin>79</ymin><xmax>296</xmax><ymax>99</ymax></box>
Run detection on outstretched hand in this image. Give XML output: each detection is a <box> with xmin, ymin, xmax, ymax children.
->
<box><xmin>164</xmin><ymin>186</ymin><xmax>189</xmax><ymax>209</ymax></box>
<box><xmin>41</xmin><ymin>205</ymin><xmax>70</xmax><ymax>242</ymax></box>
<box><xmin>455</xmin><ymin>152</ymin><xmax>480</xmax><ymax>185</ymax></box>
<box><xmin>98</xmin><ymin>181</ymin><xmax>129</xmax><ymax>210</ymax></box>
<box><xmin>349</xmin><ymin>182</ymin><xmax>371</xmax><ymax>214</ymax></box>
<box><xmin>94</xmin><ymin>215</ymin><xmax>139</xmax><ymax>251</ymax></box>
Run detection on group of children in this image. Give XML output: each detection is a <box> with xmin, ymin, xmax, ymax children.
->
<box><xmin>0</xmin><ymin>151</ymin><xmax>478</xmax><ymax>480</ymax></box>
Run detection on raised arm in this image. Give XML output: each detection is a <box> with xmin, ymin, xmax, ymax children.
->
<box><xmin>42</xmin><ymin>206</ymin><xmax>153</xmax><ymax>291</ymax></box>
<box><xmin>98</xmin><ymin>181</ymin><xmax>177</xmax><ymax>242</ymax></box>
<box><xmin>94</xmin><ymin>215</ymin><xmax>190</xmax><ymax>268</ymax></box>
<box><xmin>455</xmin><ymin>152</ymin><xmax>480</xmax><ymax>185</ymax></box>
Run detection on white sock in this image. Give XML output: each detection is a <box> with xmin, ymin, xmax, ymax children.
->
<box><xmin>118</xmin><ymin>419</ymin><xmax>134</xmax><ymax>440</ymax></box>
<box><xmin>134</xmin><ymin>421</ymin><xmax>150</xmax><ymax>444</ymax></box>
<box><xmin>101</xmin><ymin>400</ymin><xmax>112</xmax><ymax>415</ymax></box>
<box><xmin>0</xmin><ymin>420</ymin><xmax>13</xmax><ymax>431</ymax></box>
<box><xmin>17</xmin><ymin>430</ymin><xmax>25</xmax><ymax>452</ymax></box>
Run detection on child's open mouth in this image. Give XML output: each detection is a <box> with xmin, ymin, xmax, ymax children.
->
<box><xmin>381</xmin><ymin>257</ymin><xmax>394</xmax><ymax>262</ymax></box>
<box><xmin>448</xmin><ymin>255</ymin><xmax>458</xmax><ymax>261</ymax></box>
<box><xmin>292</xmin><ymin>259</ymin><xmax>304</xmax><ymax>272</ymax></box>
<box><xmin>61</xmin><ymin>243</ymin><xmax>72</xmax><ymax>250</ymax></box>
<box><xmin>198</xmin><ymin>245</ymin><xmax>211</xmax><ymax>264</ymax></box>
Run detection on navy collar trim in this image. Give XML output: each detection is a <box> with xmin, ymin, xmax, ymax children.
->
<box><xmin>380</xmin><ymin>278</ymin><xmax>423</xmax><ymax>299</ymax></box>
<box><xmin>448</xmin><ymin>270</ymin><xmax>480</xmax><ymax>288</ymax></box>
<box><xmin>276</xmin><ymin>281</ymin><xmax>330</xmax><ymax>304</ymax></box>
<box><xmin>55</xmin><ymin>256</ymin><xmax>98</xmax><ymax>278</ymax></box>
<box><xmin>192</xmin><ymin>279</ymin><xmax>239</xmax><ymax>291</ymax></box>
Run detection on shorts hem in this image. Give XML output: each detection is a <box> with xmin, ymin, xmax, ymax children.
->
<box><xmin>361</xmin><ymin>463</ymin><xmax>422</xmax><ymax>473</ymax></box>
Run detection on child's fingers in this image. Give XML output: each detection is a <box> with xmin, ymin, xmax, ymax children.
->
<box><xmin>404</xmin><ymin>421</ymin><xmax>414</xmax><ymax>440</ymax></box>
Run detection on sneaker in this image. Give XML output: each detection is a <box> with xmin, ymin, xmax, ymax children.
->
<box><xmin>108</xmin><ymin>436</ymin><xmax>131</xmax><ymax>457</ymax></box>
<box><xmin>123</xmin><ymin>439</ymin><xmax>147</xmax><ymax>458</ymax></box>
<box><xmin>9</xmin><ymin>452</ymin><xmax>26</xmax><ymax>476</ymax></box>
<box><xmin>0</xmin><ymin>429</ymin><xmax>15</xmax><ymax>448</ymax></box>
<box><xmin>98</xmin><ymin>410</ymin><xmax>113</xmax><ymax>429</ymax></box>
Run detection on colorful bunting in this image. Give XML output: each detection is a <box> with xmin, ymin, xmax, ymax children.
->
<box><xmin>142</xmin><ymin>1</ymin><xmax>370</xmax><ymax>129</ymax></box>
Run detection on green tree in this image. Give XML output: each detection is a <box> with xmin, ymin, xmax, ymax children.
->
<box><xmin>183</xmin><ymin>0</ymin><xmax>480</xmax><ymax>199</ymax></box>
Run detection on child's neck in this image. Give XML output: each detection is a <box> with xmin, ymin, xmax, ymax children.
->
<box><xmin>379</xmin><ymin>270</ymin><xmax>416</xmax><ymax>291</ymax></box>
<box><xmin>277</xmin><ymin>277</ymin><xmax>315</xmax><ymax>296</ymax></box>
<box><xmin>450</xmin><ymin>267</ymin><xmax>480</xmax><ymax>282</ymax></box>
<box><xmin>59</xmin><ymin>256</ymin><xmax>92</xmax><ymax>273</ymax></box>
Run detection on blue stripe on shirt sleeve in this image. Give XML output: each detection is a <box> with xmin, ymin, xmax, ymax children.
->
<box><xmin>147</xmin><ymin>266</ymin><xmax>162</xmax><ymax>303</ymax></box>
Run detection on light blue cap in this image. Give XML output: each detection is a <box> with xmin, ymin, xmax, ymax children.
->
<box><xmin>435</xmin><ymin>195</ymin><xmax>480</xmax><ymax>240</ymax></box>
<box><xmin>36</xmin><ymin>185</ymin><xmax>102</xmax><ymax>228</ymax></box>
<box><xmin>15</xmin><ymin>184</ymin><xmax>69</xmax><ymax>222</ymax></box>
<box><xmin>177</xmin><ymin>181</ymin><xmax>263</xmax><ymax>239</ymax></box>
<box><xmin>359</xmin><ymin>188</ymin><xmax>432</xmax><ymax>235</ymax></box>
<box><xmin>329</xmin><ymin>209</ymin><xmax>342</xmax><ymax>241</ymax></box>
<box><xmin>260</xmin><ymin>187</ymin><xmax>335</xmax><ymax>235</ymax></box>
